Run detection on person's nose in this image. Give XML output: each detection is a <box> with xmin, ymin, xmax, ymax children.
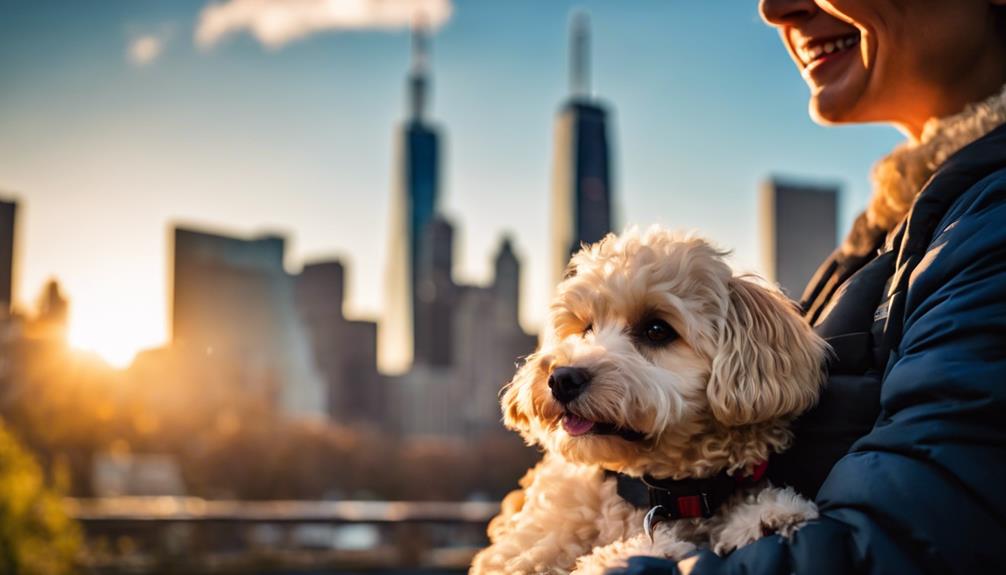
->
<box><xmin>759</xmin><ymin>0</ymin><xmax>817</xmax><ymax>26</ymax></box>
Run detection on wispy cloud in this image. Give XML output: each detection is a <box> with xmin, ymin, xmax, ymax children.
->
<box><xmin>195</xmin><ymin>0</ymin><xmax>453</xmax><ymax>49</ymax></box>
<box><xmin>126</xmin><ymin>26</ymin><xmax>174</xmax><ymax>67</ymax></box>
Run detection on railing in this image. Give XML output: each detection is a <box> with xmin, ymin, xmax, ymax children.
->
<box><xmin>67</xmin><ymin>497</ymin><xmax>498</xmax><ymax>574</ymax></box>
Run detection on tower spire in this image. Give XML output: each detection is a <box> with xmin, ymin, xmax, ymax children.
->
<box><xmin>570</xmin><ymin>11</ymin><xmax>591</xmax><ymax>99</ymax></box>
<box><xmin>409</xmin><ymin>16</ymin><xmax>431</xmax><ymax>121</ymax></box>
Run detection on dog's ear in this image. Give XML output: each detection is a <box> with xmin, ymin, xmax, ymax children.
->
<box><xmin>500</xmin><ymin>353</ymin><xmax>544</xmax><ymax>435</ymax></box>
<box><xmin>706</xmin><ymin>276</ymin><xmax>827</xmax><ymax>426</ymax></box>
<box><xmin>500</xmin><ymin>379</ymin><xmax>530</xmax><ymax>430</ymax></box>
<box><xmin>500</xmin><ymin>351</ymin><xmax>557</xmax><ymax>446</ymax></box>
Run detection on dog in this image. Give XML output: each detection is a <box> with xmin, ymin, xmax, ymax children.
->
<box><xmin>470</xmin><ymin>228</ymin><xmax>828</xmax><ymax>575</ymax></box>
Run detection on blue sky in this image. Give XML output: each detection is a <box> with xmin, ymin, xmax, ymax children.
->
<box><xmin>0</xmin><ymin>0</ymin><xmax>904</xmax><ymax>364</ymax></box>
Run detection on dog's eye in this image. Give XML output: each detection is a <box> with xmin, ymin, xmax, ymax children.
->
<box><xmin>642</xmin><ymin>319</ymin><xmax>677</xmax><ymax>345</ymax></box>
<box><xmin>582</xmin><ymin>323</ymin><xmax>593</xmax><ymax>335</ymax></box>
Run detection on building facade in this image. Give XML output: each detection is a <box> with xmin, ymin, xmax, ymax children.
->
<box><xmin>450</xmin><ymin>239</ymin><xmax>538</xmax><ymax>436</ymax></box>
<box><xmin>295</xmin><ymin>261</ymin><xmax>383</xmax><ymax>424</ymax></box>
<box><xmin>391</xmin><ymin>234</ymin><xmax>537</xmax><ymax>437</ymax></box>
<box><xmin>171</xmin><ymin>227</ymin><xmax>327</xmax><ymax>418</ymax></box>
<box><xmin>415</xmin><ymin>216</ymin><xmax>456</xmax><ymax>367</ymax></box>
<box><xmin>0</xmin><ymin>198</ymin><xmax>15</xmax><ymax>314</ymax></box>
<box><xmin>759</xmin><ymin>178</ymin><xmax>840</xmax><ymax>298</ymax></box>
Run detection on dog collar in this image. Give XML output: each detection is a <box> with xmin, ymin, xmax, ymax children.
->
<box><xmin>606</xmin><ymin>462</ymin><xmax>768</xmax><ymax>522</ymax></box>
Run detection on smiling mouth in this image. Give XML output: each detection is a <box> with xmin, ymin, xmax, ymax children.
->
<box><xmin>561</xmin><ymin>412</ymin><xmax>647</xmax><ymax>441</ymax></box>
<box><xmin>797</xmin><ymin>33</ymin><xmax>860</xmax><ymax>68</ymax></box>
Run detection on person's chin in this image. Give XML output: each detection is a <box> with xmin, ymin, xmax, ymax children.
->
<box><xmin>809</xmin><ymin>95</ymin><xmax>849</xmax><ymax>125</ymax></box>
<box><xmin>808</xmin><ymin>81</ymin><xmax>868</xmax><ymax>126</ymax></box>
<box><xmin>805</xmin><ymin>61</ymin><xmax>871</xmax><ymax>126</ymax></box>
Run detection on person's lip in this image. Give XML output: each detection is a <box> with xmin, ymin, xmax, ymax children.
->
<box><xmin>794</xmin><ymin>32</ymin><xmax>861</xmax><ymax>69</ymax></box>
<box><xmin>801</xmin><ymin>41</ymin><xmax>858</xmax><ymax>83</ymax></box>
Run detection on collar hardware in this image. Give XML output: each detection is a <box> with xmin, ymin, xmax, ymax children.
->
<box><xmin>609</xmin><ymin>462</ymin><xmax>767</xmax><ymax>523</ymax></box>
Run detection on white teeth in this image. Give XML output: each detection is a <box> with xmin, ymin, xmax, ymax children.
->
<box><xmin>801</xmin><ymin>35</ymin><xmax>859</xmax><ymax>65</ymax></box>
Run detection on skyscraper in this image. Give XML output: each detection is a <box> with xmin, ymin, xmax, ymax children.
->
<box><xmin>760</xmin><ymin>178</ymin><xmax>840</xmax><ymax>298</ymax></box>
<box><xmin>0</xmin><ymin>199</ymin><xmax>14</xmax><ymax>313</ymax></box>
<box><xmin>394</xmin><ymin>235</ymin><xmax>537</xmax><ymax>437</ymax></box>
<box><xmin>172</xmin><ymin>227</ymin><xmax>327</xmax><ymax>417</ymax></box>
<box><xmin>551</xmin><ymin>12</ymin><xmax>615</xmax><ymax>285</ymax></box>
<box><xmin>492</xmin><ymin>237</ymin><xmax>520</xmax><ymax>328</ymax></box>
<box><xmin>415</xmin><ymin>215</ymin><xmax>456</xmax><ymax>366</ymax></box>
<box><xmin>295</xmin><ymin>261</ymin><xmax>383</xmax><ymax>423</ymax></box>
<box><xmin>382</xmin><ymin>21</ymin><xmax>443</xmax><ymax>373</ymax></box>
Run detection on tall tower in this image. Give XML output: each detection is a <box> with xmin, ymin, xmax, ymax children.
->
<box><xmin>0</xmin><ymin>198</ymin><xmax>15</xmax><ymax>314</ymax></box>
<box><xmin>492</xmin><ymin>236</ymin><xmax>520</xmax><ymax>328</ymax></box>
<box><xmin>551</xmin><ymin>12</ymin><xmax>614</xmax><ymax>286</ymax></box>
<box><xmin>415</xmin><ymin>215</ymin><xmax>455</xmax><ymax>366</ymax></box>
<box><xmin>381</xmin><ymin>20</ymin><xmax>443</xmax><ymax>373</ymax></box>
<box><xmin>172</xmin><ymin>227</ymin><xmax>327</xmax><ymax>417</ymax></box>
<box><xmin>760</xmin><ymin>178</ymin><xmax>839</xmax><ymax>298</ymax></box>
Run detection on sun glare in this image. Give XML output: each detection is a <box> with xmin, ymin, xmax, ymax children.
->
<box><xmin>69</xmin><ymin>327</ymin><xmax>143</xmax><ymax>369</ymax></box>
<box><xmin>66</xmin><ymin>293</ymin><xmax>166</xmax><ymax>370</ymax></box>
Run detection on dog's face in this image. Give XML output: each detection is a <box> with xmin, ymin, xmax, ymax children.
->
<box><xmin>502</xmin><ymin>229</ymin><xmax>827</xmax><ymax>474</ymax></box>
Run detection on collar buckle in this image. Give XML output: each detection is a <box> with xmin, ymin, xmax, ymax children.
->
<box><xmin>643</xmin><ymin>505</ymin><xmax>667</xmax><ymax>542</ymax></box>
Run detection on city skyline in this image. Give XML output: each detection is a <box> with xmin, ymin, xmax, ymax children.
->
<box><xmin>0</xmin><ymin>0</ymin><xmax>906</xmax><ymax>368</ymax></box>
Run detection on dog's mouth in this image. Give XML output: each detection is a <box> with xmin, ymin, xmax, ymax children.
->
<box><xmin>561</xmin><ymin>412</ymin><xmax>647</xmax><ymax>442</ymax></box>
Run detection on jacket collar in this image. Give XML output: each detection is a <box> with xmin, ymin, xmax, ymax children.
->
<box><xmin>878</xmin><ymin>121</ymin><xmax>1006</xmax><ymax>364</ymax></box>
<box><xmin>804</xmin><ymin>121</ymin><xmax>1006</xmax><ymax>319</ymax></box>
<box><xmin>863</xmin><ymin>83</ymin><xmax>1006</xmax><ymax>241</ymax></box>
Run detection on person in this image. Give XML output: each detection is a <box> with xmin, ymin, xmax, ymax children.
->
<box><xmin>610</xmin><ymin>1</ymin><xmax>1006</xmax><ymax>573</ymax></box>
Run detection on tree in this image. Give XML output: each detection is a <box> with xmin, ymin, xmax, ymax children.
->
<box><xmin>0</xmin><ymin>420</ymin><xmax>79</xmax><ymax>575</ymax></box>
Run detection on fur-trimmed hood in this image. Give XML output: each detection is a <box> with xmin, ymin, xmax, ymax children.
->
<box><xmin>865</xmin><ymin>84</ymin><xmax>1006</xmax><ymax>236</ymax></box>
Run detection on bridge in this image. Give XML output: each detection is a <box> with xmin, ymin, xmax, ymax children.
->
<box><xmin>67</xmin><ymin>497</ymin><xmax>499</xmax><ymax>574</ymax></box>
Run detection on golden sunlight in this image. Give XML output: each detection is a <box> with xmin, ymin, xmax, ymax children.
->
<box><xmin>67</xmin><ymin>290</ymin><xmax>166</xmax><ymax>370</ymax></box>
<box><xmin>69</xmin><ymin>325</ymin><xmax>142</xmax><ymax>369</ymax></box>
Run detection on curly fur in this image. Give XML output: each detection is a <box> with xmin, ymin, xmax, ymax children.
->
<box><xmin>471</xmin><ymin>228</ymin><xmax>828</xmax><ymax>574</ymax></box>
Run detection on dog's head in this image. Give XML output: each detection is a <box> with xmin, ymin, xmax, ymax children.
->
<box><xmin>501</xmin><ymin>228</ymin><xmax>828</xmax><ymax>476</ymax></box>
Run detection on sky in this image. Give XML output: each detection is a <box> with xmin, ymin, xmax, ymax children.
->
<box><xmin>0</xmin><ymin>0</ymin><xmax>905</xmax><ymax>367</ymax></box>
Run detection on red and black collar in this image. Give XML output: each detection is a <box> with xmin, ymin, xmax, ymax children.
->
<box><xmin>606</xmin><ymin>462</ymin><xmax>768</xmax><ymax>520</ymax></box>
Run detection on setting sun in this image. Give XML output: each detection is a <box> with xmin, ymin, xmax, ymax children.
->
<box><xmin>66</xmin><ymin>290</ymin><xmax>166</xmax><ymax>370</ymax></box>
<box><xmin>69</xmin><ymin>326</ymin><xmax>142</xmax><ymax>369</ymax></box>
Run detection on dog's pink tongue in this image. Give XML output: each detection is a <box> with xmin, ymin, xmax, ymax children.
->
<box><xmin>562</xmin><ymin>414</ymin><xmax>595</xmax><ymax>436</ymax></box>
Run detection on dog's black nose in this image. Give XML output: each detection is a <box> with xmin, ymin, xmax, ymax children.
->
<box><xmin>548</xmin><ymin>366</ymin><xmax>591</xmax><ymax>404</ymax></box>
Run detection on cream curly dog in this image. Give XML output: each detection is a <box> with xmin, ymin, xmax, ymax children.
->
<box><xmin>471</xmin><ymin>228</ymin><xmax>828</xmax><ymax>574</ymax></box>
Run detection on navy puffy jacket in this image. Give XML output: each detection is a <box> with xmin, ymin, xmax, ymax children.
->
<box><xmin>610</xmin><ymin>126</ymin><xmax>1006</xmax><ymax>575</ymax></box>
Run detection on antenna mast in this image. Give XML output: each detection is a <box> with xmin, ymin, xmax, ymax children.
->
<box><xmin>409</xmin><ymin>16</ymin><xmax>430</xmax><ymax>120</ymax></box>
<box><xmin>570</xmin><ymin>12</ymin><xmax>591</xmax><ymax>99</ymax></box>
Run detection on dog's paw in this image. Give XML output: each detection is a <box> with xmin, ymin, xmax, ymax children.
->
<box><xmin>572</xmin><ymin>527</ymin><xmax>696</xmax><ymax>575</ymax></box>
<box><xmin>713</xmin><ymin>487</ymin><xmax>817</xmax><ymax>555</ymax></box>
<box><xmin>757</xmin><ymin>499</ymin><xmax>817</xmax><ymax>540</ymax></box>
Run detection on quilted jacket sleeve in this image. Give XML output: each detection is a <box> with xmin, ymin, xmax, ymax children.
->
<box><xmin>609</xmin><ymin>183</ymin><xmax>1006</xmax><ymax>575</ymax></box>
